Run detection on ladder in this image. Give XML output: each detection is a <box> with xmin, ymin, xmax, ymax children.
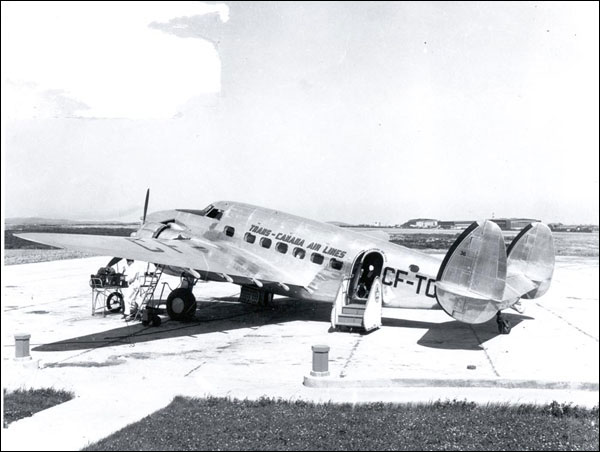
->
<box><xmin>131</xmin><ymin>264</ymin><xmax>164</xmax><ymax>322</ymax></box>
<box><xmin>331</xmin><ymin>276</ymin><xmax>383</xmax><ymax>332</ymax></box>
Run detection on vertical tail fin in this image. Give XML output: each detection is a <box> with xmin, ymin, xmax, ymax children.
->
<box><xmin>506</xmin><ymin>222</ymin><xmax>554</xmax><ymax>299</ymax></box>
<box><xmin>435</xmin><ymin>220</ymin><xmax>506</xmax><ymax>324</ymax></box>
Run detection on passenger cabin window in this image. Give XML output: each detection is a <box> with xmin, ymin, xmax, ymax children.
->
<box><xmin>206</xmin><ymin>207</ymin><xmax>224</xmax><ymax>220</ymax></box>
<box><xmin>276</xmin><ymin>242</ymin><xmax>288</xmax><ymax>254</ymax></box>
<box><xmin>311</xmin><ymin>253</ymin><xmax>324</xmax><ymax>265</ymax></box>
<box><xmin>330</xmin><ymin>258</ymin><xmax>343</xmax><ymax>271</ymax></box>
<box><xmin>224</xmin><ymin>226</ymin><xmax>235</xmax><ymax>237</ymax></box>
<box><xmin>260</xmin><ymin>237</ymin><xmax>272</xmax><ymax>249</ymax></box>
<box><xmin>244</xmin><ymin>233</ymin><xmax>256</xmax><ymax>244</ymax></box>
<box><xmin>293</xmin><ymin>247</ymin><xmax>306</xmax><ymax>259</ymax></box>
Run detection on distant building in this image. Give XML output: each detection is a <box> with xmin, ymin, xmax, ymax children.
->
<box><xmin>491</xmin><ymin>218</ymin><xmax>540</xmax><ymax>231</ymax></box>
<box><xmin>439</xmin><ymin>220</ymin><xmax>474</xmax><ymax>229</ymax></box>
<box><xmin>401</xmin><ymin>218</ymin><xmax>438</xmax><ymax>228</ymax></box>
<box><xmin>548</xmin><ymin>223</ymin><xmax>596</xmax><ymax>233</ymax></box>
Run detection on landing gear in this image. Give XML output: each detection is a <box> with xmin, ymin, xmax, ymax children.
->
<box><xmin>166</xmin><ymin>288</ymin><xmax>197</xmax><ymax>321</ymax></box>
<box><xmin>496</xmin><ymin>311</ymin><xmax>511</xmax><ymax>334</ymax></box>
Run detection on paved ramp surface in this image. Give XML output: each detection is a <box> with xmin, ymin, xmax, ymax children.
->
<box><xmin>2</xmin><ymin>256</ymin><xmax>598</xmax><ymax>450</ymax></box>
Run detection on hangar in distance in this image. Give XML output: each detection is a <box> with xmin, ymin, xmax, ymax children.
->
<box><xmin>17</xmin><ymin>191</ymin><xmax>555</xmax><ymax>334</ymax></box>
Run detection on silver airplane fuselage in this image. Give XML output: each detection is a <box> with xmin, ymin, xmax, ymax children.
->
<box><xmin>143</xmin><ymin>201</ymin><xmax>442</xmax><ymax>309</ymax></box>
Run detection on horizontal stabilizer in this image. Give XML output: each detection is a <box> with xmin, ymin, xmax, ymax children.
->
<box><xmin>435</xmin><ymin>221</ymin><xmax>506</xmax><ymax>324</ymax></box>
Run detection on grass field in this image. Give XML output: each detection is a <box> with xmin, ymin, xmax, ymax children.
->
<box><xmin>84</xmin><ymin>397</ymin><xmax>599</xmax><ymax>451</ymax></box>
<box><xmin>3</xmin><ymin>388</ymin><xmax>74</xmax><ymax>428</ymax></box>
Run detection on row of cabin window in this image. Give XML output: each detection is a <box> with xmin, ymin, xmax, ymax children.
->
<box><xmin>223</xmin><ymin>226</ymin><xmax>343</xmax><ymax>271</ymax></box>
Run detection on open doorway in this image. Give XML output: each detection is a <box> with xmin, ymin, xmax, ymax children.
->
<box><xmin>348</xmin><ymin>250</ymin><xmax>384</xmax><ymax>302</ymax></box>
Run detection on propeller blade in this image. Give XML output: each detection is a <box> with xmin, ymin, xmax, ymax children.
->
<box><xmin>106</xmin><ymin>256</ymin><xmax>122</xmax><ymax>267</ymax></box>
<box><xmin>142</xmin><ymin>188</ymin><xmax>150</xmax><ymax>224</ymax></box>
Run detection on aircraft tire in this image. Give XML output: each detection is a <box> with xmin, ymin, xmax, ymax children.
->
<box><xmin>106</xmin><ymin>292</ymin><xmax>124</xmax><ymax>313</ymax></box>
<box><xmin>152</xmin><ymin>315</ymin><xmax>162</xmax><ymax>327</ymax></box>
<box><xmin>166</xmin><ymin>288</ymin><xmax>197</xmax><ymax>321</ymax></box>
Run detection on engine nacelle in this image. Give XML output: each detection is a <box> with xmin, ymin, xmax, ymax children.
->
<box><xmin>132</xmin><ymin>222</ymin><xmax>169</xmax><ymax>239</ymax></box>
<box><xmin>132</xmin><ymin>221</ymin><xmax>189</xmax><ymax>240</ymax></box>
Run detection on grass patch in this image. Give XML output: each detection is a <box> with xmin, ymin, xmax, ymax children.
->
<box><xmin>85</xmin><ymin>397</ymin><xmax>599</xmax><ymax>451</ymax></box>
<box><xmin>3</xmin><ymin>388</ymin><xmax>74</xmax><ymax>427</ymax></box>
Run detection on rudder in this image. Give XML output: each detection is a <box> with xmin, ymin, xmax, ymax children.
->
<box><xmin>435</xmin><ymin>221</ymin><xmax>506</xmax><ymax>324</ymax></box>
<box><xmin>506</xmin><ymin>222</ymin><xmax>554</xmax><ymax>299</ymax></box>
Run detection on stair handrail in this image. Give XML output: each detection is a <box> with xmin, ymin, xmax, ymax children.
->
<box><xmin>331</xmin><ymin>277</ymin><xmax>350</xmax><ymax>329</ymax></box>
<box><xmin>363</xmin><ymin>276</ymin><xmax>383</xmax><ymax>332</ymax></box>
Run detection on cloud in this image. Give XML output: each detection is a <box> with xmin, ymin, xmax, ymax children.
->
<box><xmin>1</xmin><ymin>2</ymin><xmax>228</xmax><ymax>119</ymax></box>
<box><xmin>149</xmin><ymin>11</ymin><xmax>226</xmax><ymax>47</ymax></box>
<box><xmin>3</xmin><ymin>80</ymin><xmax>91</xmax><ymax>118</ymax></box>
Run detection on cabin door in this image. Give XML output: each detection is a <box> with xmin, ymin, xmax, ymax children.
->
<box><xmin>348</xmin><ymin>250</ymin><xmax>385</xmax><ymax>301</ymax></box>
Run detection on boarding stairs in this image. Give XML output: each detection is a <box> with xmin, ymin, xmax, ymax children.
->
<box><xmin>330</xmin><ymin>276</ymin><xmax>383</xmax><ymax>332</ymax></box>
<box><xmin>131</xmin><ymin>264</ymin><xmax>164</xmax><ymax>322</ymax></box>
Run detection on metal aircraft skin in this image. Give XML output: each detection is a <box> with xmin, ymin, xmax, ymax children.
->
<box><xmin>17</xmin><ymin>200</ymin><xmax>555</xmax><ymax>328</ymax></box>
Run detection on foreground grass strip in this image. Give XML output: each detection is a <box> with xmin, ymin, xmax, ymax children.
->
<box><xmin>85</xmin><ymin>398</ymin><xmax>599</xmax><ymax>451</ymax></box>
<box><xmin>3</xmin><ymin>388</ymin><xmax>74</xmax><ymax>427</ymax></box>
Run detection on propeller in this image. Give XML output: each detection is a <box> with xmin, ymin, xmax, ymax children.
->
<box><xmin>142</xmin><ymin>188</ymin><xmax>150</xmax><ymax>224</ymax></box>
<box><xmin>106</xmin><ymin>256</ymin><xmax>122</xmax><ymax>267</ymax></box>
<box><xmin>105</xmin><ymin>188</ymin><xmax>150</xmax><ymax>269</ymax></box>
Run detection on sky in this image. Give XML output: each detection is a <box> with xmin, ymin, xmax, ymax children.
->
<box><xmin>2</xmin><ymin>1</ymin><xmax>599</xmax><ymax>224</ymax></box>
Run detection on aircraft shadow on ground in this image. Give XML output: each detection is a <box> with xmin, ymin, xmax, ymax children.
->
<box><xmin>383</xmin><ymin>313</ymin><xmax>533</xmax><ymax>351</ymax></box>
<box><xmin>33</xmin><ymin>298</ymin><xmax>533</xmax><ymax>352</ymax></box>
<box><xmin>33</xmin><ymin>298</ymin><xmax>329</xmax><ymax>352</ymax></box>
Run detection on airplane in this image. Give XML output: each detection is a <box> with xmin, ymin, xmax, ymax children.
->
<box><xmin>16</xmin><ymin>191</ymin><xmax>555</xmax><ymax>334</ymax></box>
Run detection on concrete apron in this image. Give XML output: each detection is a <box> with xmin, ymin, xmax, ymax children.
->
<box><xmin>2</xmin><ymin>256</ymin><xmax>599</xmax><ymax>451</ymax></box>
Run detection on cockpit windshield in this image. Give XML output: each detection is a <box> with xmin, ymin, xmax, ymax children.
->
<box><xmin>177</xmin><ymin>204</ymin><xmax>224</xmax><ymax>220</ymax></box>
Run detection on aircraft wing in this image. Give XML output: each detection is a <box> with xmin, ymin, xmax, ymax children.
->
<box><xmin>15</xmin><ymin>233</ymin><xmax>305</xmax><ymax>287</ymax></box>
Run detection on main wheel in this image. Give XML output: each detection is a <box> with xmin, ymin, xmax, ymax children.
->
<box><xmin>166</xmin><ymin>288</ymin><xmax>197</xmax><ymax>321</ymax></box>
<box><xmin>106</xmin><ymin>292</ymin><xmax>124</xmax><ymax>313</ymax></box>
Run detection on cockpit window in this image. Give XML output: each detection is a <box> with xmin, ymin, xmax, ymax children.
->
<box><xmin>177</xmin><ymin>204</ymin><xmax>221</xmax><ymax>218</ymax></box>
<box><xmin>206</xmin><ymin>207</ymin><xmax>224</xmax><ymax>220</ymax></box>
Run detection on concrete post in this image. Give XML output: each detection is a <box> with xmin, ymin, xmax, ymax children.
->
<box><xmin>310</xmin><ymin>344</ymin><xmax>330</xmax><ymax>377</ymax></box>
<box><xmin>15</xmin><ymin>333</ymin><xmax>32</xmax><ymax>360</ymax></box>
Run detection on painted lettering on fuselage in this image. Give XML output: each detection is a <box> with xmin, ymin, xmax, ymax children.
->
<box><xmin>382</xmin><ymin>266</ymin><xmax>436</xmax><ymax>298</ymax></box>
<box><xmin>246</xmin><ymin>225</ymin><xmax>349</xmax><ymax>259</ymax></box>
<box><xmin>274</xmin><ymin>233</ymin><xmax>305</xmax><ymax>247</ymax></box>
<box><xmin>249</xmin><ymin>224</ymin><xmax>272</xmax><ymax>236</ymax></box>
<box><xmin>322</xmin><ymin>246</ymin><xmax>346</xmax><ymax>259</ymax></box>
<box><xmin>307</xmin><ymin>242</ymin><xmax>321</xmax><ymax>251</ymax></box>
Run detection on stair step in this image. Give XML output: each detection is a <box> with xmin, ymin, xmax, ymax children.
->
<box><xmin>342</xmin><ymin>306</ymin><xmax>366</xmax><ymax>316</ymax></box>
<box><xmin>336</xmin><ymin>314</ymin><xmax>363</xmax><ymax>327</ymax></box>
<box><xmin>345</xmin><ymin>303</ymin><xmax>367</xmax><ymax>308</ymax></box>
<box><xmin>349</xmin><ymin>298</ymin><xmax>367</xmax><ymax>304</ymax></box>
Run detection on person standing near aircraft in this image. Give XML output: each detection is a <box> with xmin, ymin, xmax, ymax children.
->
<box><xmin>122</xmin><ymin>259</ymin><xmax>147</xmax><ymax>319</ymax></box>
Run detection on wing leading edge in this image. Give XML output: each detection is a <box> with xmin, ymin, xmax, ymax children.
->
<box><xmin>15</xmin><ymin>233</ymin><xmax>306</xmax><ymax>289</ymax></box>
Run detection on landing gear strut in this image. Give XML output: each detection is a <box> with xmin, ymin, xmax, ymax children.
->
<box><xmin>496</xmin><ymin>311</ymin><xmax>511</xmax><ymax>334</ymax></box>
